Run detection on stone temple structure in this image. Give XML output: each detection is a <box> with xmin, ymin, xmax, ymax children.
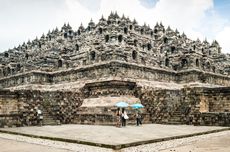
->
<box><xmin>1</xmin><ymin>12</ymin><xmax>230</xmax><ymax>127</ymax></box>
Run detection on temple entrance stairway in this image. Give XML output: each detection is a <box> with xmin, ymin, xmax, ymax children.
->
<box><xmin>166</xmin><ymin>106</ymin><xmax>190</xmax><ymax>125</ymax></box>
<box><xmin>42</xmin><ymin>110</ymin><xmax>60</xmax><ymax>126</ymax></box>
<box><xmin>167</xmin><ymin>110</ymin><xmax>184</xmax><ymax>125</ymax></box>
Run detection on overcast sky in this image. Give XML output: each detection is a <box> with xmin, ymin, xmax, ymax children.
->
<box><xmin>0</xmin><ymin>0</ymin><xmax>230</xmax><ymax>53</ymax></box>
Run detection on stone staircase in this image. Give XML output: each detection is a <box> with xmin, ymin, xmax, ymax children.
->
<box><xmin>42</xmin><ymin>111</ymin><xmax>60</xmax><ymax>125</ymax></box>
<box><xmin>167</xmin><ymin>109</ymin><xmax>184</xmax><ymax>125</ymax></box>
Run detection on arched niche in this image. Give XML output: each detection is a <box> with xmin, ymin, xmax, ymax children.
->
<box><xmin>206</xmin><ymin>62</ymin><xmax>211</xmax><ymax>70</ymax></box>
<box><xmin>7</xmin><ymin>67</ymin><xmax>11</xmax><ymax>76</ymax></box>
<box><xmin>78</xmin><ymin>30</ymin><xmax>81</xmax><ymax>35</ymax></box>
<box><xmin>64</xmin><ymin>33</ymin><xmax>68</xmax><ymax>38</ymax></box>
<box><xmin>118</xmin><ymin>35</ymin><xmax>123</xmax><ymax>43</ymax></box>
<box><xmin>132</xmin><ymin>51</ymin><xmax>137</xmax><ymax>60</ymax></box>
<box><xmin>76</xmin><ymin>44</ymin><xmax>79</xmax><ymax>51</ymax></box>
<box><xmin>165</xmin><ymin>58</ymin><xmax>169</xmax><ymax>67</ymax></box>
<box><xmin>4</xmin><ymin>52</ymin><xmax>9</xmax><ymax>58</ymax></box>
<box><xmin>25</xmin><ymin>53</ymin><xmax>29</xmax><ymax>60</ymax></box>
<box><xmin>129</xmin><ymin>25</ymin><xmax>133</xmax><ymax>30</ymax></box>
<box><xmin>99</xmin><ymin>28</ymin><xmax>103</xmax><ymax>34</ymax></box>
<box><xmin>88</xmin><ymin>26</ymin><xmax>91</xmax><ymax>31</ymax></box>
<box><xmin>181</xmin><ymin>58</ymin><xmax>188</xmax><ymax>68</ymax></box>
<box><xmin>202</xmin><ymin>48</ymin><xmax>204</xmax><ymax>53</ymax></box>
<box><xmin>150</xmin><ymin>31</ymin><xmax>153</xmax><ymax>37</ymax></box>
<box><xmin>16</xmin><ymin>64</ymin><xmax>21</xmax><ymax>71</ymax></box>
<box><xmin>212</xmin><ymin>66</ymin><xmax>216</xmax><ymax>73</ymax></box>
<box><xmin>134</xmin><ymin>40</ymin><xmax>138</xmax><ymax>46</ymax></box>
<box><xmin>90</xmin><ymin>51</ymin><xmax>96</xmax><ymax>61</ymax></box>
<box><xmin>196</xmin><ymin>59</ymin><xmax>199</xmax><ymax>67</ymax></box>
<box><xmin>49</xmin><ymin>35</ymin><xmax>52</xmax><ymax>41</ymax></box>
<box><xmin>209</xmin><ymin>50</ymin><xmax>211</xmax><ymax>55</ymax></box>
<box><xmin>140</xmin><ymin>29</ymin><xmax>144</xmax><ymax>35</ymax></box>
<box><xmin>124</xmin><ymin>27</ymin><xmax>128</xmax><ymax>34</ymax></box>
<box><xmin>147</xmin><ymin>43</ymin><xmax>152</xmax><ymax>50</ymax></box>
<box><xmin>3</xmin><ymin>69</ymin><xmax>6</xmax><ymax>77</ymax></box>
<box><xmin>58</xmin><ymin>59</ymin><xmax>63</xmax><ymax>68</ymax></box>
<box><xmin>171</xmin><ymin>46</ymin><xmax>175</xmax><ymax>53</ymax></box>
<box><xmin>105</xmin><ymin>35</ymin><xmax>109</xmax><ymax>42</ymax></box>
<box><xmin>164</xmin><ymin>37</ymin><xmax>168</xmax><ymax>44</ymax></box>
<box><xmin>38</xmin><ymin>42</ymin><xmax>41</xmax><ymax>48</ymax></box>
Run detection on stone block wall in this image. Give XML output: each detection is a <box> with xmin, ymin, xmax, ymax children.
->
<box><xmin>2</xmin><ymin>61</ymin><xmax>230</xmax><ymax>90</ymax></box>
<box><xmin>0</xmin><ymin>71</ymin><xmax>52</xmax><ymax>89</ymax></box>
<box><xmin>139</xmin><ymin>88</ymin><xmax>185</xmax><ymax>124</ymax></box>
<box><xmin>0</xmin><ymin>90</ymin><xmax>83</xmax><ymax>127</ymax></box>
<box><xmin>1</xmin><ymin>82</ymin><xmax>230</xmax><ymax>127</ymax></box>
<box><xmin>0</xmin><ymin>91</ymin><xmax>20</xmax><ymax>127</ymax></box>
<box><xmin>195</xmin><ymin>112</ymin><xmax>230</xmax><ymax>126</ymax></box>
<box><xmin>201</xmin><ymin>87</ymin><xmax>230</xmax><ymax>112</ymax></box>
<box><xmin>138</xmin><ymin>87</ymin><xmax>203</xmax><ymax>125</ymax></box>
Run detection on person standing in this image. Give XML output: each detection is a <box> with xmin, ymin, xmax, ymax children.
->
<box><xmin>116</xmin><ymin>108</ymin><xmax>121</xmax><ymax>127</ymax></box>
<box><xmin>37</xmin><ymin>108</ymin><xmax>43</xmax><ymax>126</ymax></box>
<box><xmin>136</xmin><ymin>110</ymin><xmax>142</xmax><ymax>126</ymax></box>
<box><xmin>121</xmin><ymin>108</ymin><xmax>129</xmax><ymax>127</ymax></box>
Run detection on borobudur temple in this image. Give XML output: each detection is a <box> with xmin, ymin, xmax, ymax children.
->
<box><xmin>1</xmin><ymin>12</ymin><xmax>230</xmax><ymax>127</ymax></box>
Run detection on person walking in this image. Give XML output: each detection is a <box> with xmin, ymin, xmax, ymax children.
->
<box><xmin>116</xmin><ymin>108</ymin><xmax>121</xmax><ymax>127</ymax></box>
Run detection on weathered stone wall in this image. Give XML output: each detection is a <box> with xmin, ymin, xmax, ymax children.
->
<box><xmin>195</xmin><ymin>112</ymin><xmax>230</xmax><ymax>126</ymax></box>
<box><xmin>0</xmin><ymin>90</ymin><xmax>83</xmax><ymax>127</ymax></box>
<box><xmin>17</xmin><ymin>90</ymin><xmax>83</xmax><ymax>125</ymax></box>
<box><xmin>201</xmin><ymin>87</ymin><xmax>230</xmax><ymax>112</ymax></box>
<box><xmin>1</xmin><ymin>82</ymin><xmax>230</xmax><ymax>127</ymax></box>
<box><xmin>138</xmin><ymin>87</ymin><xmax>204</xmax><ymax>125</ymax></box>
<box><xmin>0</xmin><ymin>90</ymin><xmax>20</xmax><ymax>127</ymax></box>
<box><xmin>177</xmin><ymin>70</ymin><xmax>230</xmax><ymax>86</ymax></box>
<box><xmin>186</xmin><ymin>87</ymin><xmax>230</xmax><ymax>126</ymax></box>
<box><xmin>139</xmin><ymin>88</ymin><xmax>184</xmax><ymax>124</ymax></box>
<box><xmin>0</xmin><ymin>71</ymin><xmax>52</xmax><ymax>88</ymax></box>
<box><xmin>1</xmin><ymin>61</ymin><xmax>230</xmax><ymax>90</ymax></box>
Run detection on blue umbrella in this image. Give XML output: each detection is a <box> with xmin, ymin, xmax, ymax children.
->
<box><xmin>115</xmin><ymin>102</ymin><xmax>129</xmax><ymax>108</ymax></box>
<box><xmin>131</xmin><ymin>103</ymin><xmax>144</xmax><ymax>109</ymax></box>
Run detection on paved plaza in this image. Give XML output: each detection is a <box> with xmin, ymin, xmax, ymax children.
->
<box><xmin>0</xmin><ymin>124</ymin><xmax>226</xmax><ymax>145</ymax></box>
<box><xmin>0</xmin><ymin>124</ymin><xmax>228</xmax><ymax>150</ymax></box>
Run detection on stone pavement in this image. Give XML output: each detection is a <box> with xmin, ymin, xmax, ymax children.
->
<box><xmin>0</xmin><ymin>138</ymin><xmax>73</xmax><ymax>152</ymax></box>
<box><xmin>122</xmin><ymin>130</ymin><xmax>230</xmax><ymax>152</ymax></box>
<box><xmin>0</xmin><ymin>124</ymin><xmax>227</xmax><ymax>148</ymax></box>
<box><xmin>0</xmin><ymin>133</ymin><xmax>112</xmax><ymax>152</ymax></box>
<box><xmin>1</xmin><ymin>130</ymin><xmax>230</xmax><ymax>152</ymax></box>
<box><xmin>160</xmin><ymin>131</ymin><xmax>230</xmax><ymax>152</ymax></box>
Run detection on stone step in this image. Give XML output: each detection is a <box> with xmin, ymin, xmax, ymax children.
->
<box><xmin>43</xmin><ymin>119</ymin><xmax>59</xmax><ymax>125</ymax></box>
<box><xmin>43</xmin><ymin>117</ymin><xmax>57</xmax><ymax>121</ymax></box>
<box><xmin>166</xmin><ymin>121</ymin><xmax>183</xmax><ymax>125</ymax></box>
<box><xmin>168</xmin><ymin>119</ymin><xmax>181</xmax><ymax>122</ymax></box>
<box><xmin>43</xmin><ymin>121</ymin><xmax>59</xmax><ymax>125</ymax></box>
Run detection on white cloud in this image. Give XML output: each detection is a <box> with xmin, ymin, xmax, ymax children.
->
<box><xmin>216</xmin><ymin>26</ymin><xmax>230</xmax><ymax>53</ymax></box>
<box><xmin>64</xmin><ymin>0</ymin><xmax>214</xmax><ymax>37</ymax></box>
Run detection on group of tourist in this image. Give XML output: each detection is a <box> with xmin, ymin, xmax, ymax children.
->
<box><xmin>116</xmin><ymin>108</ymin><xmax>142</xmax><ymax>127</ymax></box>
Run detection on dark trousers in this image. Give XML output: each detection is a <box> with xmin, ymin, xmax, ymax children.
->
<box><xmin>136</xmin><ymin>118</ymin><xmax>142</xmax><ymax>126</ymax></box>
<box><xmin>122</xmin><ymin>117</ymin><xmax>126</xmax><ymax>126</ymax></box>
